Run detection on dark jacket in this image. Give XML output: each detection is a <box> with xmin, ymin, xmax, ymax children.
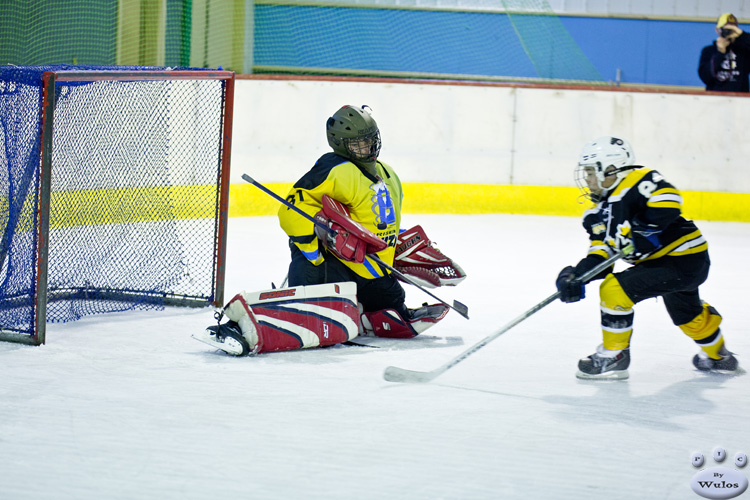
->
<box><xmin>698</xmin><ymin>32</ymin><xmax>750</xmax><ymax>92</ymax></box>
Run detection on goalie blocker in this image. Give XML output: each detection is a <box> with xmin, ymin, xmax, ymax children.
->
<box><xmin>314</xmin><ymin>195</ymin><xmax>387</xmax><ymax>264</ymax></box>
<box><xmin>193</xmin><ymin>282</ymin><xmax>449</xmax><ymax>356</ymax></box>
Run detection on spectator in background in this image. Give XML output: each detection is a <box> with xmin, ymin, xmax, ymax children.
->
<box><xmin>699</xmin><ymin>13</ymin><xmax>750</xmax><ymax>92</ymax></box>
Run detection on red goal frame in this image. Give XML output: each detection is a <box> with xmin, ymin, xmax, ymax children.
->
<box><xmin>1</xmin><ymin>69</ymin><xmax>234</xmax><ymax>346</ymax></box>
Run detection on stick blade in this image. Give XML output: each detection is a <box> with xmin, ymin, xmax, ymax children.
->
<box><xmin>383</xmin><ymin>365</ymin><xmax>437</xmax><ymax>384</ymax></box>
<box><xmin>452</xmin><ymin>300</ymin><xmax>469</xmax><ymax>319</ymax></box>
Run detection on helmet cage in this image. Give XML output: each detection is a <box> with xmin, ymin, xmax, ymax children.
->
<box><xmin>343</xmin><ymin>129</ymin><xmax>381</xmax><ymax>163</ymax></box>
<box><xmin>575</xmin><ymin>162</ymin><xmax>606</xmax><ymax>201</ymax></box>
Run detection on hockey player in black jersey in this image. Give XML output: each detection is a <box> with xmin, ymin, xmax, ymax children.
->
<box><xmin>556</xmin><ymin>136</ymin><xmax>739</xmax><ymax>379</ymax></box>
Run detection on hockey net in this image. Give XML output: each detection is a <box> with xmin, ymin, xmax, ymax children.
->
<box><xmin>0</xmin><ymin>65</ymin><xmax>234</xmax><ymax>345</ymax></box>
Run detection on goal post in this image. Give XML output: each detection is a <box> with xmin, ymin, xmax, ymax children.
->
<box><xmin>0</xmin><ymin>66</ymin><xmax>234</xmax><ymax>346</ymax></box>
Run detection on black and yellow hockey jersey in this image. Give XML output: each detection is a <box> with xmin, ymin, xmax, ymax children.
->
<box><xmin>279</xmin><ymin>153</ymin><xmax>403</xmax><ymax>279</ymax></box>
<box><xmin>581</xmin><ymin>167</ymin><xmax>707</xmax><ymax>265</ymax></box>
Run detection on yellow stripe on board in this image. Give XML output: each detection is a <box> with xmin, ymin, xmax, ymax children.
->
<box><xmin>680</xmin><ymin>191</ymin><xmax>750</xmax><ymax>223</ymax></box>
<box><xmin>227</xmin><ymin>183</ymin><xmax>593</xmax><ymax>218</ymax></box>
<box><xmin>48</xmin><ymin>184</ymin><xmax>218</xmax><ymax>229</ymax></box>
<box><xmin>7</xmin><ymin>183</ymin><xmax>741</xmax><ymax>231</ymax></box>
<box><xmin>400</xmin><ymin>184</ymin><xmax>589</xmax><ymax>216</ymax></box>
<box><xmin>229</xmin><ymin>183</ymin><xmax>294</xmax><ymax>217</ymax></box>
<box><xmin>228</xmin><ymin>182</ymin><xmax>750</xmax><ymax>222</ymax></box>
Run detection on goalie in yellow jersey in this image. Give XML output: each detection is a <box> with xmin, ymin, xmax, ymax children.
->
<box><xmin>279</xmin><ymin>104</ymin><xmax>465</xmax><ymax>339</ymax></box>
<box><xmin>555</xmin><ymin>136</ymin><xmax>739</xmax><ymax>379</ymax></box>
<box><xmin>194</xmin><ymin>105</ymin><xmax>465</xmax><ymax>356</ymax></box>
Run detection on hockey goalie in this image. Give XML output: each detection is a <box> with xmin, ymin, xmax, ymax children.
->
<box><xmin>194</xmin><ymin>104</ymin><xmax>465</xmax><ymax>356</ymax></box>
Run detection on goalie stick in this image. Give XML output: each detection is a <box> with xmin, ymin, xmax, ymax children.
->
<box><xmin>383</xmin><ymin>248</ymin><xmax>630</xmax><ymax>383</ymax></box>
<box><xmin>242</xmin><ymin>174</ymin><xmax>470</xmax><ymax>319</ymax></box>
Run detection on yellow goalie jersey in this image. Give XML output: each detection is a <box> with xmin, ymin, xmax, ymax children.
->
<box><xmin>279</xmin><ymin>153</ymin><xmax>403</xmax><ymax>279</ymax></box>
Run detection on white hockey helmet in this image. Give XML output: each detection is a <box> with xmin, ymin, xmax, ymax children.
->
<box><xmin>575</xmin><ymin>136</ymin><xmax>635</xmax><ymax>201</ymax></box>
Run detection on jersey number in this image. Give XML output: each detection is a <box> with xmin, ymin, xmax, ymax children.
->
<box><xmin>638</xmin><ymin>180</ymin><xmax>657</xmax><ymax>198</ymax></box>
<box><xmin>286</xmin><ymin>190</ymin><xmax>304</xmax><ymax>208</ymax></box>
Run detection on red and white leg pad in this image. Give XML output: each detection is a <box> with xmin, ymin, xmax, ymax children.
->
<box><xmin>395</xmin><ymin>225</ymin><xmax>466</xmax><ymax>288</ymax></box>
<box><xmin>360</xmin><ymin>303</ymin><xmax>449</xmax><ymax>338</ymax></box>
<box><xmin>201</xmin><ymin>282</ymin><xmax>360</xmax><ymax>354</ymax></box>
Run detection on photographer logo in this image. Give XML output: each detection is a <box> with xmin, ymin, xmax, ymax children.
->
<box><xmin>690</xmin><ymin>448</ymin><xmax>747</xmax><ymax>499</ymax></box>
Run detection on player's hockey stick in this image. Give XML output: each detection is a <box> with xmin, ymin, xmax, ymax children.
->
<box><xmin>383</xmin><ymin>248</ymin><xmax>629</xmax><ymax>383</ymax></box>
<box><xmin>241</xmin><ymin>174</ymin><xmax>470</xmax><ymax>319</ymax></box>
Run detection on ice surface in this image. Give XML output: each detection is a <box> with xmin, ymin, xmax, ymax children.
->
<box><xmin>1</xmin><ymin>214</ymin><xmax>748</xmax><ymax>500</ymax></box>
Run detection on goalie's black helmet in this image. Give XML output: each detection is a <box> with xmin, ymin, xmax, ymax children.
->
<box><xmin>326</xmin><ymin>105</ymin><xmax>381</xmax><ymax>169</ymax></box>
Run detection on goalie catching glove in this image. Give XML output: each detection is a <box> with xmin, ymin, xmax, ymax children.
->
<box><xmin>394</xmin><ymin>225</ymin><xmax>466</xmax><ymax>288</ymax></box>
<box><xmin>314</xmin><ymin>195</ymin><xmax>387</xmax><ymax>263</ymax></box>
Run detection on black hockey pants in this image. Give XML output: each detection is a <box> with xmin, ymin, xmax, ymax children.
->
<box><xmin>615</xmin><ymin>251</ymin><xmax>711</xmax><ymax>326</ymax></box>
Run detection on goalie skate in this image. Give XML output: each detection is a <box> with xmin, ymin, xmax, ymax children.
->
<box><xmin>192</xmin><ymin>321</ymin><xmax>251</xmax><ymax>356</ymax></box>
<box><xmin>394</xmin><ymin>225</ymin><xmax>466</xmax><ymax>288</ymax></box>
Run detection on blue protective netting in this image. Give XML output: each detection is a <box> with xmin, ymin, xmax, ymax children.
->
<box><xmin>253</xmin><ymin>4</ymin><xmax>604</xmax><ymax>82</ymax></box>
<box><xmin>1</xmin><ymin>65</ymin><xmax>225</xmax><ymax>336</ymax></box>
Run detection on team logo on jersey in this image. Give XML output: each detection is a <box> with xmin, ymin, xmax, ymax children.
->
<box><xmin>370</xmin><ymin>179</ymin><xmax>396</xmax><ymax>228</ymax></box>
<box><xmin>612</xmin><ymin>221</ymin><xmax>634</xmax><ymax>252</ymax></box>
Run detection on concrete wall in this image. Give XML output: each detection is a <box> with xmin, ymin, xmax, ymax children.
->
<box><xmin>550</xmin><ymin>0</ymin><xmax>748</xmax><ymax>17</ymax></box>
<box><xmin>230</xmin><ymin>77</ymin><xmax>750</xmax><ymax>221</ymax></box>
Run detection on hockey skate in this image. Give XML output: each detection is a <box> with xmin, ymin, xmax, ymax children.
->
<box><xmin>692</xmin><ymin>346</ymin><xmax>740</xmax><ymax>374</ymax></box>
<box><xmin>192</xmin><ymin>321</ymin><xmax>251</xmax><ymax>356</ymax></box>
<box><xmin>576</xmin><ymin>344</ymin><xmax>630</xmax><ymax>380</ymax></box>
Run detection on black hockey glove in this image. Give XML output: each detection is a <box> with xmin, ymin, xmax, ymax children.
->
<box><xmin>628</xmin><ymin>217</ymin><xmax>662</xmax><ymax>260</ymax></box>
<box><xmin>556</xmin><ymin>266</ymin><xmax>585</xmax><ymax>303</ymax></box>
